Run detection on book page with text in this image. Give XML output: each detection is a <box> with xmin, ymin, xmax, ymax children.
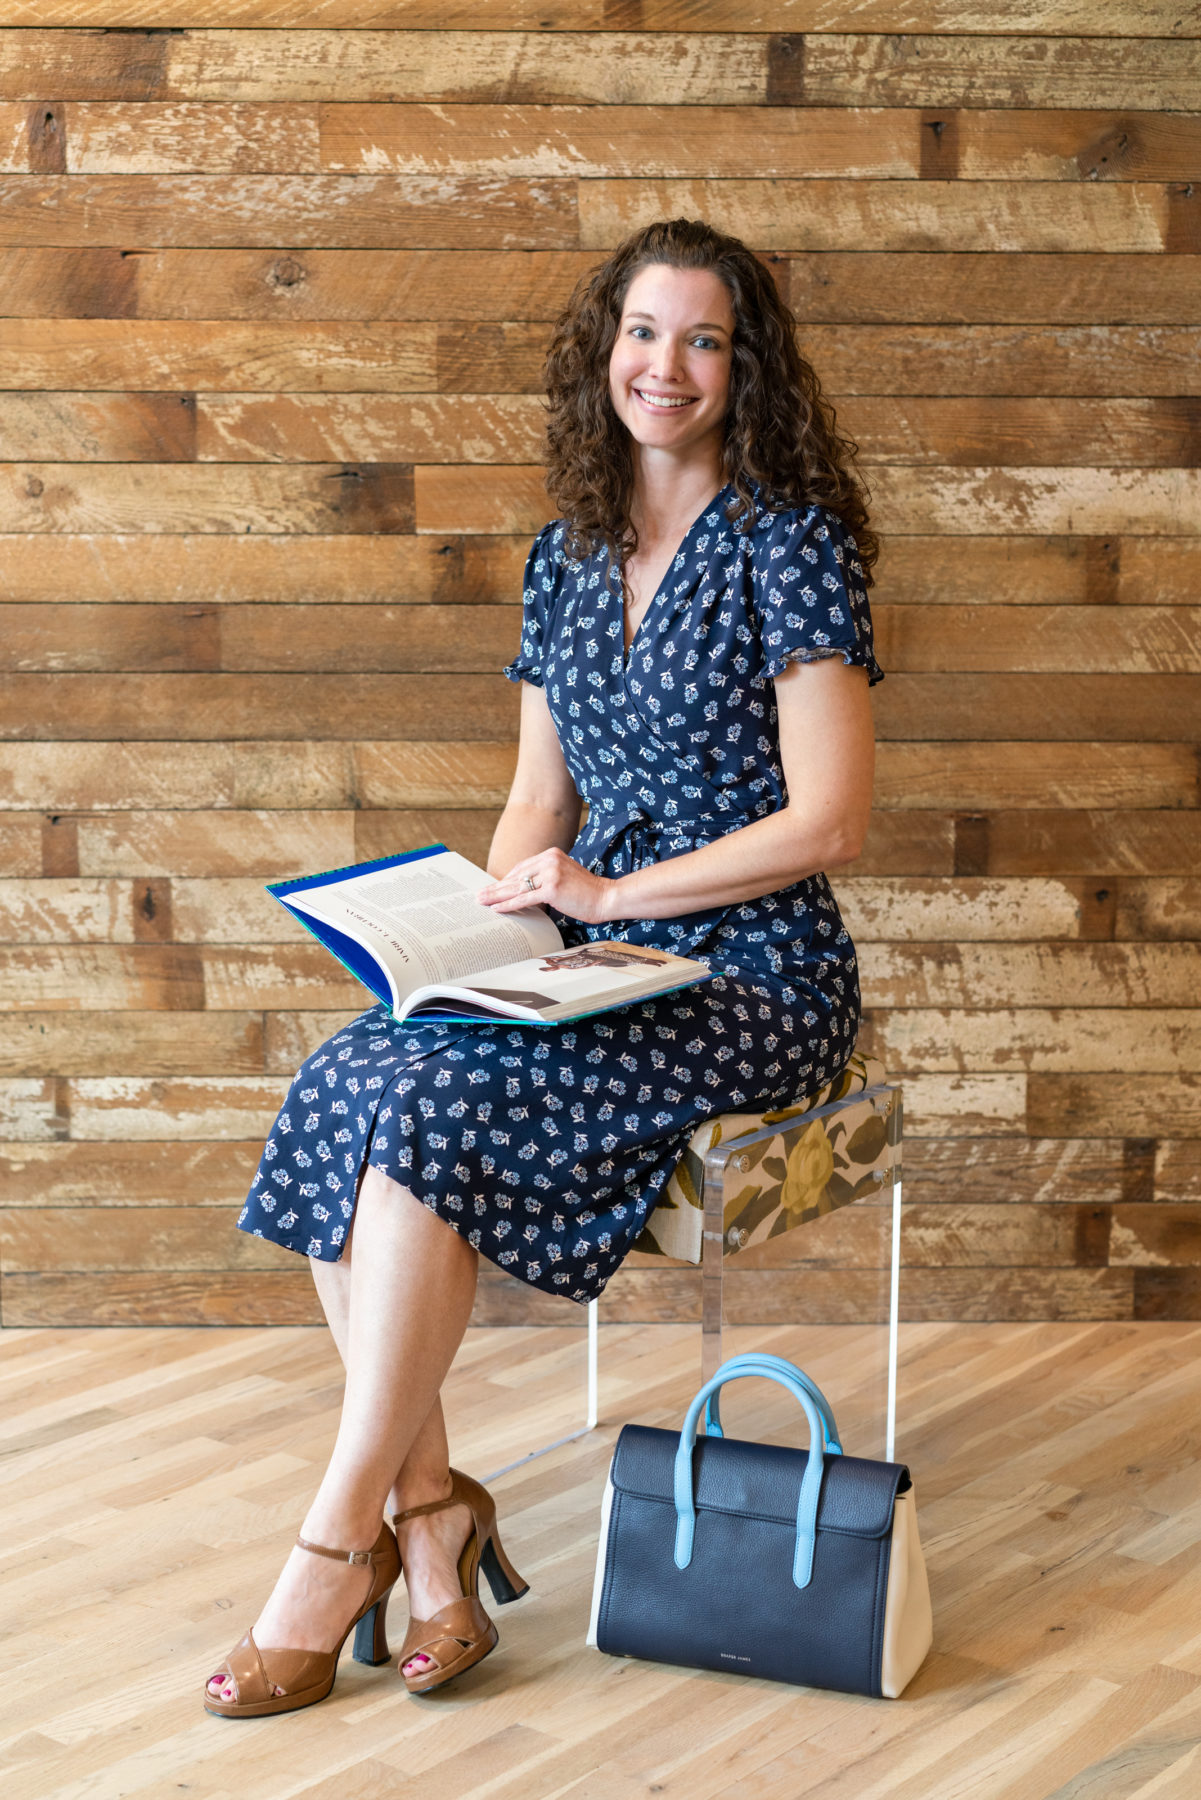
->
<box><xmin>283</xmin><ymin>849</ymin><xmax>563</xmax><ymax>1008</ymax></box>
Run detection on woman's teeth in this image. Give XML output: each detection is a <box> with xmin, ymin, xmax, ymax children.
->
<box><xmin>635</xmin><ymin>390</ymin><xmax>695</xmax><ymax>409</ymax></box>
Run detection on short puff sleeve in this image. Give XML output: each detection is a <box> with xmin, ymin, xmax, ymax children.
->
<box><xmin>502</xmin><ymin>520</ymin><xmax>562</xmax><ymax>689</ymax></box>
<box><xmin>751</xmin><ymin>504</ymin><xmax>884</xmax><ymax>688</ymax></box>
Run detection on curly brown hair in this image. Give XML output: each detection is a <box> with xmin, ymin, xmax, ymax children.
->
<box><xmin>542</xmin><ymin>216</ymin><xmax>877</xmax><ymax>586</ymax></box>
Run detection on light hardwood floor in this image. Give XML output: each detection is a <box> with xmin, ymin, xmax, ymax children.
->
<box><xmin>3</xmin><ymin>1319</ymin><xmax>1200</xmax><ymax>1800</ymax></box>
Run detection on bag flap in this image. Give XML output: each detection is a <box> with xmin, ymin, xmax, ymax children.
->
<box><xmin>610</xmin><ymin>1424</ymin><xmax>906</xmax><ymax>1540</ymax></box>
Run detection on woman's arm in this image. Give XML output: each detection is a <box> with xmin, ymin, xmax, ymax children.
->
<box><xmin>479</xmin><ymin>656</ymin><xmax>875</xmax><ymax>921</ymax></box>
<box><xmin>485</xmin><ymin>682</ymin><xmax>583</xmax><ymax>880</ymax></box>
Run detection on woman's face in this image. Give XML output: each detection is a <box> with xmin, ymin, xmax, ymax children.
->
<box><xmin>608</xmin><ymin>263</ymin><xmax>734</xmax><ymax>462</ymax></box>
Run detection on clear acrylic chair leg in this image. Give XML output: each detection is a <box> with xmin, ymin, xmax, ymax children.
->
<box><xmin>483</xmin><ymin>1297</ymin><xmax>599</xmax><ymax>1483</ymax></box>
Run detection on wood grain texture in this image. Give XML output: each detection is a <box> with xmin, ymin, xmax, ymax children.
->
<box><xmin>3</xmin><ymin>16</ymin><xmax>1198</xmax><ymax>1329</ymax></box>
<box><xmin>7</xmin><ymin>248</ymin><xmax>1197</xmax><ymax>324</ymax></box>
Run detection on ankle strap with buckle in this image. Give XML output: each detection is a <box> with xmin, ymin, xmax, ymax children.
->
<box><xmin>296</xmin><ymin>1534</ymin><xmax>379</xmax><ymax>1566</ymax></box>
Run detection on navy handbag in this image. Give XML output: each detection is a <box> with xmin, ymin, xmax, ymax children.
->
<box><xmin>587</xmin><ymin>1353</ymin><xmax>933</xmax><ymax>1697</ymax></box>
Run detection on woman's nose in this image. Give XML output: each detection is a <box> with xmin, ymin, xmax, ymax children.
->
<box><xmin>648</xmin><ymin>339</ymin><xmax>686</xmax><ymax>381</ymax></box>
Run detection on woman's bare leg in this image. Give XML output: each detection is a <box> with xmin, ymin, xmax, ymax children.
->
<box><xmin>207</xmin><ymin>1168</ymin><xmax>477</xmax><ymax>1701</ymax></box>
<box><xmin>305</xmin><ymin>1193</ymin><xmax>481</xmax><ymax>1679</ymax></box>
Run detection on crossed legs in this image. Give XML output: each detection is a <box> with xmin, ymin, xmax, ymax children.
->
<box><xmin>206</xmin><ymin>1165</ymin><xmax>479</xmax><ymax>1703</ymax></box>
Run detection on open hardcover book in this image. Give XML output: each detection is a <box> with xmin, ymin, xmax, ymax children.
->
<box><xmin>268</xmin><ymin>843</ymin><xmax>711</xmax><ymax>1026</ymax></box>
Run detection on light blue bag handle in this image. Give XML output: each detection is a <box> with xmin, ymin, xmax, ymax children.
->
<box><xmin>673</xmin><ymin>1356</ymin><xmax>842</xmax><ymax>1589</ymax></box>
<box><xmin>703</xmin><ymin>1353</ymin><xmax>843</xmax><ymax>1454</ymax></box>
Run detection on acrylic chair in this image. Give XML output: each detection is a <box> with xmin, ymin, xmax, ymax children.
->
<box><xmin>485</xmin><ymin>1049</ymin><xmax>903</xmax><ymax>1478</ymax></box>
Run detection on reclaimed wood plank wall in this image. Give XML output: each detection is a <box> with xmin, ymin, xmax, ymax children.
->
<box><xmin>1</xmin><ymin>4</ymin><xmax>1198</xmax><ymax>1330</ymax></box>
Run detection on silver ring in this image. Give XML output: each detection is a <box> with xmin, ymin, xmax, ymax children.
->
<box><xmin>524</xmin><ymin>874</ymin><xmax>537</xmax><ymax>892</ymax></box>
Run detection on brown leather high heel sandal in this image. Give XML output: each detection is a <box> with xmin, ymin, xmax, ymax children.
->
<box><xmin>204</xmin><ymin>1524</ymin><xmax>401</xmax><ymax>1719</ymax></box>
<box><xmin>393</xmin><ymin>1468</ymin><xmax>529</xmax><ymax>1695</ymax></box>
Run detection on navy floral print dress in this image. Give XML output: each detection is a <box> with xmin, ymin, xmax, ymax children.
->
<box><xmin>238</xmin><ymin>486</ymin><xmax>884</xmax><ymax>1303</ymax></box>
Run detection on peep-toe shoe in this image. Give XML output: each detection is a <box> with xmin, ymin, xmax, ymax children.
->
<box><xmin>393</xmin><ymin>1468</ymin><xmax>529</xmax><ymax>1694</ymax></box>
<box><xmin>204</xmin><ymin>1523</ymin><xmax>401</xmax><ymax>1719</ymax></box>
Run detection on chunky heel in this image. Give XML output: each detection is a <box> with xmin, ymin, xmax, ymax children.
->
<box><xmin>352</xmin><ymin>1597</ymin><xmax>391</xmax><ymax>1666</ymax></box>
<box><xmin>480</xmin><ymin>1532</ymin><xmax>529</xmax><ymax>1606</ymax></box>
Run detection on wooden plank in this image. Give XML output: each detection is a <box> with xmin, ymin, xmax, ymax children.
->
<box><xmin>846</xmin><ymin>399</ymin><xmax>1201</xmax><ymax>471</ymax></box>
<box><xmin>0</xmin><ymin>1206</ymin><xmax>284</xmax><ymax>1272</ymax></box>
<box><xmin>321</xmin><ymin>103</ymin><xmax>1201</xmax><ymax>182</ymax></box>
<box><xmin>0</xmin><ymin>1268</ymin><xmax>319</xmax><ymax>1325</ymax></box>
<box><xmin>264</xmin><ymin>1009</ymin><xmax>366</xmax><ymax>1073</ymax></box>
<box><xmin>859</xmin><ymin>943</ymin><xmax>1201</xmax><ymax>1008</ymax></box>
<box><xmin>9</xmin><ymin>247</ymin><xmax>1197</xmax><ymax>326</ymax></box>
<box><xmin>0</xmin><ymin>1079</ymin><xmax>65</xmax><ymax>1143</ymax></box>
<box><xmin>195</xmin><ymin>394</ymin><xmax>544</xmax><ymax>463</ymax></box>
<box><xmin>0</xmin><ymin>945</ymin><xmax>206</xmax><ymax>1012</ymax></box>
<box><xmin>411</xmin><ymin>463</ymin><xmax>1201</xmax><ymax>538</ymax></box>
<box><xmin>0</xmin><ymin>603</ymin><xmax>518</xmax><ymax>673</ymax></box>
<box><xmin>786</xmin><ymin>253</ymin><xmax>1201</xmax><ymax>326</ymax></box>
<box><xmin>0</xmin><ymin>944</ymin><xmax>366</xmax><ymax>1012</ymax></box>
<box><xmin>0</xmin><ymin>30</ymin><xmax>767</xmax><ymax>105</ymax></box>
<box><xmin>352</xmin><ymin>742</ymin><xmax>517</xmax><ymax>808</ymax></box>
<box><xmin>436</xmin><ymin>322</ymin><xmax>564</xmax><ymax>394</ymax></box>
<box><xmin>5</xmin><ymin>1197</ymin><xmax>1149</xmax><ymax>1277</ymax></box>
<box><xmin>874</xmin><ymin>744</ymin><xmax>1198</xmax><ymax>811</ymax></box>
<box><xmin>0</xmin><ymin>463</ymin><xmax>415</xmax><ymax>535</ymax></box>
<box><xmin>171</xmin><ymin>877</ymin><xmax>330</xmax><ymax>943</ymax></box>
<box><xmin>72</xmin><ymin>810</ymin><xmax>356</xmax><ymax>878</ymax></box>
<box><xmin>0</xmin><ymin>533</ymin><xmax>527</xmax><ymax>604</ymax></box>
<box><xmin>958</xmin><ymin>111</ymin><xmax>1201</xmax><ymax>182</ymax></box>
<box><xmin>1158</xmin><ymin>1140</ymin><xmax>1201</xmax><ymax>1202</ymax></box>
<box><xmin>799</xmin><ymin>33</ymin><xmax>1201</xmax><ymax>110</ymax></box>
<box><xmin>0</xmin><ymin>743</ymin><xmax>355</xmax><ymax>810</ymax></box>
<box><xmin>66</xmin><ymin>1075</ymin><xmax>287</xmax><ymax>1141</ymax></box>
<box><xmin>4</xmin><ymin>5</ymin><xmax>1190</xmax><ymax>35</ymax></box>
<box><xmin>1029</xmin><ymin>1074</ymin><xmax>1201</xmax><ymax>1138</ymax></box>
<box><xmin>0</xmin><ymin>246</ymin><xmax>591</xmax><ymax>322</ymax></box>
<box><xmin>0</xmin><ymin>675</ymin><xmax>517</xmax><ymax>740</ymax></box>
<box><xmin>318</xmin><ymin>102</ymin><xmax>916</xmax><ymax>177</ymax></box>
<box><xmin>200</xmin><ymin>945</ymin><xmax>371</xmax><ymax>1010</ymax></box>
<box><xmin>0</xmin><ymin>1137</ymin><xmax>258</xmax><ymax>1204</ymax></box>
<box><xmin>902</xmin><ymin>1135</ymin><xmax>1129</xmax><ymax>1206</ymax></box>
<box><xmin>838</xmin><ymin>876</ymin><xmax>1091</xmax><ymax>942</ymax></box>
<box><xmin>579</xmin><ymin>178</ymin><xmax>1190</xmax><ymax>255</ymax></box>
<box><xmin>1110</xmin><ymin>1204</ymin><xmax>1201</xmax><ymax>1267</ymax></box>
<box><xmin>0</xmin><ymin>1010</ymin><xmax>264</xmax><ymax>1077</ymax></box>
<box><xmin>0</xmin><ymin>100</ymin><xmax>319</xmax><ymax>174</ymax></box>
<box><xmin>0</xmin><ymin>173</ymin><xmax>577</xmax><ymax>249</ymax></box>
<box><xmin>877</xmin><ymin>677</ymin><xmax>1201</xmax><ymax>743</ymax></box>
<box><xmin>871</xmin><ymin>1008</ymin><xmax>1201</xmax><ymax>1073</ymax></box>
<box><xmin>0</xmin><ymin>321</ymin><xmax>436</xmax><ymax>390</ymax></box>
<box><xmin>6</xmin><ymin>31</ymin><xmax>1199</xmax><ymax>112</ymax></box>
<box><xmin>5</xmin><ymin>319</ymin><xmax>1194</xmax><ymax>399</ymax></box>
<box><xmin>353</xmin><ymin>807</ymin><xmax>507</xmax><ymax>870</ymax></box>
<box><xmin>1116</xmin><ymin>879</ymin><xmax>1201</xmax><ymax>940</ymax></box>
<box><xmin>985</xmin><ymin>812</ymin><xmax>1201</xmax><ymax>877</ymax></box>
<box><xmin>0</xmin><ymin>876</ymin><xmax>136</xmax><ymax>941</ymax></box>
<box><xmin>879</xmin><ymin>606</ymin><xmax>1201</xmax><ymax>674</ymax></box>
<box><xmin>604</xmin><ymin>1266</ymin><xmax>1136</xmax><ymax>1325</ymax></box>
<box><xmin>0</xmin><ymin>392</ymin><xmax>197</xmax><ymax>462</ymax></box>
<box><xmin>219</xmin><ymin>604</ymin><xmax>517</xmax><ymax>670</ymax></box>
<box><xmin>9</xmin><ymin>392</ymin><xmax>1197</xmax><ymax>471</ymax></box>
<box><xmin>0</xmin><ymin>816</ymin><xmax>41</xmax><ymax>878</ymax></box>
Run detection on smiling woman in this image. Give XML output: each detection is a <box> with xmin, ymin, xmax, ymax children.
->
<box><xmin>214</xmin><ymin>215</ymin><xmax>882</xmax><ymax>1721</ymax></box>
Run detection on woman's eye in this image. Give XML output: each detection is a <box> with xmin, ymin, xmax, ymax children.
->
<box><xmin>693</xmin><ymin>336</ymin><xmax>719</xmax><ymax>350</ymax></box>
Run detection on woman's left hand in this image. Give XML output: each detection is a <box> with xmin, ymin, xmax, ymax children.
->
<box><xmin>478</xmin><ymin>849</ymin><xmax>617</xmax><ymax>924</ymax></box>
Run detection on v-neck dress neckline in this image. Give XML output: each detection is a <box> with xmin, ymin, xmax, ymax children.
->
<box><xmin>620</xmin><ymin>481</ymin><xmax>733</xmax><ymax>670</ymax></box>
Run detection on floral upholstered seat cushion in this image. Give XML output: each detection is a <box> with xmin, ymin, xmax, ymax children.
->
<box><xmin>632</xmin><ymin>1050</ymin><xmax>891</xmax><ymax>1264</ymax></box>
